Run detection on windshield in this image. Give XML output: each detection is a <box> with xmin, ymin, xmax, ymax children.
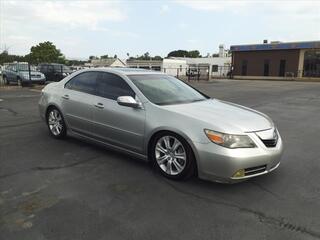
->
<box><xmin>51</xmin><ymin>65</ymin><xmax>71</xmax><ymax>72</ymax></box>
<box><xmin>129</xmin><ymin>74</ymin><xmax>208</xmax><ymax>105</ymax></box>
<box><xmin>17</xmin><ymin>64</ymin><xmax>37</xmax><ymax>71</ymax></box>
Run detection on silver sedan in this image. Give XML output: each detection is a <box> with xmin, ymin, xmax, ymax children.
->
<box><xmin>39</xmin><ymin>68</ymin><xmax>283</xmax><ymax>183</ymax></box>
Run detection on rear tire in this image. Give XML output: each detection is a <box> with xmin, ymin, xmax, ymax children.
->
<box><xmin>3</xmin><ymin>76</ymin><xmax>8</xmax><ymax>85</ymax></box>
<box><xmin>46</xmin><ymin>107</ymin><xmax>67</xmax><ymax>139</ymax></box>
<box><xmin>150</xmin><ymin>132</ymin><xmax>196</xmax><ymax>180</ymax></box>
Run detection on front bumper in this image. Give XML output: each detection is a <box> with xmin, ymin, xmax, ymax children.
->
<box><xmin>21</xmin><ymin>77</ymin><xmax>46</xmax><ymax>83</ymax></box>
<box><xmin>194</xmin><ymin>131</ymin><xmax>283</xmax><ymax>183</ymax></box>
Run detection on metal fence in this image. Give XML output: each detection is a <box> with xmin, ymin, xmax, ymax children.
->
<box><xmin>163</xmin><ymin>66</ymin><xmax>209</xmax><ymax>81</ymax></box>
<box><xmin>162</xmin><ymin>66</ymin><xmax>231</xmax><ymax>81</ymax></box>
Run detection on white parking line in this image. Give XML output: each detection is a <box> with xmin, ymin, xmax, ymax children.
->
<box><xmin>0</xmin><ymin>99</ymin><xmax>3</xmax><ymax>102</ymax></box>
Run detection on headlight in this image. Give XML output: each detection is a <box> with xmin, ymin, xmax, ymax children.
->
<box><xmin>204</xmin><ymin>129</ymin><xmax>256</xmax><ymax>148</ymax></box>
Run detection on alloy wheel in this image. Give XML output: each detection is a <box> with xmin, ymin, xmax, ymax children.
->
<box><xmin>3</xmin><ymin>76</ymin><xmax>8</xmax><ymax>85</ymax></box>
<box><xmin>155</xmin><ymin>136</ymin><xmax>187</xmax><ymax>175</ymax></box>
<box><xmin>48</xmin><ymin>109</ymin><xmax>63</xmax><ymax>136</ymax></box>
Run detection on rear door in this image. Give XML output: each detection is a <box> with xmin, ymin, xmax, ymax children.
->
<box><xmin>61</xmin><ymin>71</ymin><xmax>98</xmax><ymax>136</ymax></box>
<box><xmin>92</xmin><ymin>72</ymin><xmax>146</xmax><ymax>153</ymax></box>
<box><xmin>7</xmin><ymin>65</ymin><xmax>16</xmax><ymax>82</ymax></box>
<box><xmin>4</xmin><ymin>65</ymin><xmax>13</xmax><ymax>81</ymax></box>
<box><xmin>46</xmin><ymin>65</ymin><xmax>56</xmax><ymax>82</ymax></box>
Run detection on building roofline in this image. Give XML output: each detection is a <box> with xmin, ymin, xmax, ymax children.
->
<box><xmin>230</xmin><ymin>40</ymin><xmax>320</xmax><ymax>52</ymax></box>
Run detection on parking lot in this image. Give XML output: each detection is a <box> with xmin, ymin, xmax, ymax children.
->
<box><xmin>1</xmin><ymin>79</ymin><xmax>320</xmax><ymax>240</ymax></box>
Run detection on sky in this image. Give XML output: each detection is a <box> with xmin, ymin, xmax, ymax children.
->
<box><xmin>1</xmin><ymin>0</ymin><xmax>320</xmax><ymax>60</ymax></box>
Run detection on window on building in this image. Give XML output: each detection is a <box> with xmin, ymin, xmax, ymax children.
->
<box><xmin>279</xmin><ymin>60</ymin><xmax>286</xmax><ymax>77</ymax></box>
<box><xmin>263</xmin><ymin>60</ymin><xmax>270</xmax><ymax>76</ymax></box>
<box><xmin>212</xmin><ymin>65</ymin><xmax>218</xmax><ymax>72</ymax></box>
<box><xmin>151</xmin><ymin>66</ymin><xmax>161</xmax><ymax>71</ymax></box>
<box><xmin>303</xmin><ymin>50</ymin><xmax>320</xmax><ymax>77</ymax></box>
<box><xmin>140</xmin><ymin>66</ymin><xmax>150</xmax><ymax>70</ymax></box>
<box><xmin>241</xmin><ymin>60</ymin><xmax>247</xmax><ymax>76</ymax></box>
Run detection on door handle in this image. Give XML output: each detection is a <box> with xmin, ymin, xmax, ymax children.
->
<box><xmin>62</xmin><ymin>94</ymin><xmax>69</xmax><ymax>100</ymax></box>
<box><xmin>94</xmin><ymin>103</ymin><xmax>104</xmax><ymax>109</ymax></box>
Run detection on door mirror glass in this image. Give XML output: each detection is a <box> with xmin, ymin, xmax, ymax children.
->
<box><xmin>117</xmin><ymin>96</ymin><xmax>141</xmax><ymax>108</ymax></box>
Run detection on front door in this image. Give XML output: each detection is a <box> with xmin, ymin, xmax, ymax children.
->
<box><xmin>92</xmin><ymin>72</ymin><xmax>145</xmax><ymax>153</ymax></box>
<box><xmin>61</xmin><ymin>71</ymin><xmax>98</xmax><ymax>136</ymax></box>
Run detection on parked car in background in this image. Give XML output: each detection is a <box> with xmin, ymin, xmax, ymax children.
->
<box><xmin>2</xmin><ymin>62</ymin><xmax>46</xmax><ymax>86</ymax></box>
<box><xmin>39</xmin><ymin>63</ymin><xmax>72</xmax><ymax>82</ymax></box>
<box><xmin>39</xmin><ymin>68</ymin><xmax>283</xmax><ymax>183</ymax></box>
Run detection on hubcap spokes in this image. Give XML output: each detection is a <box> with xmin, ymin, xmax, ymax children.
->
<box><xmin>155</xmin><ymin>136</ymin><xmax>186</xmax><ymax>175</ymax></box>
<box><xmin>48</xmin><ymin>110</ymin><xmax>63</xmax><ymax>136</ymax></box>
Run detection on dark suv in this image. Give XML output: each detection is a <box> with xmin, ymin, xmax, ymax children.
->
<box><xmin>39</xmin><ymin>63</ymin><xmax>72</xmax><ymax>82</ymax></box>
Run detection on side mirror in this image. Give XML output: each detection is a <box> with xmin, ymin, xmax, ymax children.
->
<box><xmin>117</xmin><ymin>96</ymin><xmax>142</xmax><ymax>108</ymax></box>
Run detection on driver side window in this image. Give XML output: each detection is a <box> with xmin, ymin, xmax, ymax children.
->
<box><xmin>96</xmin><ymin>72</ymin><xmax>135</xmax><ymax>100</ymax></box>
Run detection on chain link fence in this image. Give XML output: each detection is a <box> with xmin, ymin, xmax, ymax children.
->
<box><xmin>162</xmin><ymin>65</ymin><xmax>231</xmax><ymax>81</ymax></box>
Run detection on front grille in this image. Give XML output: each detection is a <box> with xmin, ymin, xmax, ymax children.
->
<box><xmin>31</xmin><ymin>74</ymin><xmax>41</xmax><ymax>78</ymax></box>
<box><xmin>260</xmin><ymin>129</ymin><xmax>278</xmax><ymax>148</ymax></box>
<box><xmin>245</xmin><ymin>165</ymin><xmax>267</xmax><ymax>176</ymax></box>
<box><xmin>261</xmin><ymin>138</ymin><xmax>277</xmax><ymax>147</ymax></box>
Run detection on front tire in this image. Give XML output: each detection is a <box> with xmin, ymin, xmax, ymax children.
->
<box><xmin>17</xmin><ymin>78</ymin><xmax>23</xmax><ymax>87</ymax></box>
<box><xmin>46</xmin><ymin>107</ymin><xmax>67</xmax><ymax>139</ymax></box>
<box><xmin>151</xmin><ymin>132</ymin><xmax>196</xmax><ymax>180</ymax></box>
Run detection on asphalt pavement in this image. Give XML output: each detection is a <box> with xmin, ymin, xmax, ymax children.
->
<box><xmin>1</xmin><ymin>80</ymin><xmax>320</xmax><ymax>240</ymax></box>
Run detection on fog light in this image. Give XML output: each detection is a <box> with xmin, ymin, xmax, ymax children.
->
<box><xmin>232</xmin><ymin>169</ymin><xmax>245</xmax><ymax>178</ymax></box>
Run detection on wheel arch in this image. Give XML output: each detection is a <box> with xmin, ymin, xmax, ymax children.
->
<box><xmin>146</xmin><ymin>129</ymin><xmax>199</xmax><ymax>175</ymax></box>
<box><xmin>45</xmin><ymin>104</ymin><xmax>65</xmax><ymax>121</ymax></box>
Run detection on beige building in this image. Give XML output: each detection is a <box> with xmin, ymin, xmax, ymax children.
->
<box><xmin>85</xmin><ymin>58</ymin><xmax>126</xmax><ymax>68</ymax></box>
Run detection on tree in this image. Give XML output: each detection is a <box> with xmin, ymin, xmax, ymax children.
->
<box><xmin>128</xmin><ymin>53</ymin><xmax>163</xmax><ymax>61</ymax></box>
<box><xmin>153</xmin><ymin>55</ymin><xmax>163</xmax><ymax>60</ymax></box>
<box><xmin>167</xmin><ymin>50</ymin><xmax>189</xmax><ymax>58</ymax></box>
<box><xmin>100</xmin><ymin>55</ymin><xmax>109</xmax><ymax>59</ymax></box>
<box><xmin>89</xmin><ymin>55</ymin><xmax>96</xmax><ymax>60</ymax></box>
<box><xmin>167</xmin><ymin>49</ymin><xmax>202</xmax><ymax>58</ymax></box>
<box><xmin>28</xmin><ymin>41</ymin><xmax>65</xmax><ymax>64</ymax></box>
<box><xmin>113</xmin><ymin>54</ymin><xmax>118</xmax><ymax>59</ymax></box>
<box><xmin>188</xmin><ymin>50</ymin><xmax>201</xmax><ymax>58</ymax></box>
<box><xmin>0</xmin><ymin>51</ymin><xmax>26</xmax><ymax>65</ymax></box>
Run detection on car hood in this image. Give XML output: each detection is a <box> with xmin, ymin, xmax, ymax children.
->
<box><xmin>161</xmin><ymin>99</ymin><xmax>273</xmax><ymax>133</ymax></box>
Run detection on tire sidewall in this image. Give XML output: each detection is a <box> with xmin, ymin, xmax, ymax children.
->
<box><xmin>17</xmin><ymin>78</ymin><xmax>22</xmax><ymax>87</ymax></box>
<box><xmin>3</xmin><ymin>76</ymin><xmax>8</xmax><ymax>85</ymax></box>
<box><xmin>151</xmin><ymin>132</ymin><xmax>195</xmax><ymax>180</ymax></box>
<box><xmin>46</xmin><ymin>108</ymin><xmax>67</xmax><ymax>139</ymax></box>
